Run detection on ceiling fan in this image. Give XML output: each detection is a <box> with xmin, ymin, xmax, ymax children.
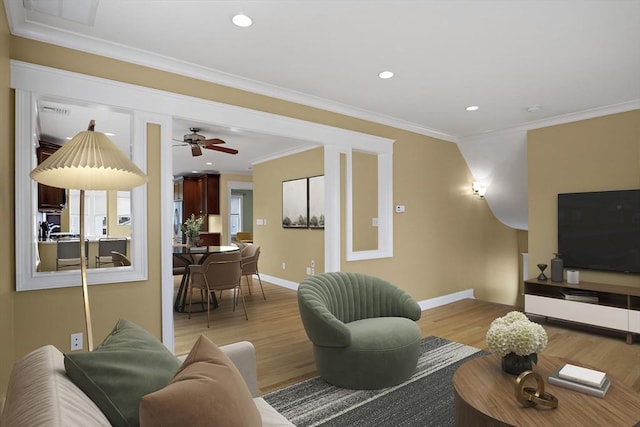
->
<box><xmin>173</xmin><ymin>127</ymin><xmax>238</xmax><ymax>157</ymax></box>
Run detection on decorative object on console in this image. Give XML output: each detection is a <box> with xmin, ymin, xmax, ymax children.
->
<box><xmin>566</xmin><ymin>269</ymin><xmax>579</xmax><ymax>284</ymax></box>
<box><xmin>486</xmin><ymin>311</ymin><xmax>548</xmax><ymax>375</ymax></box>
<box><xmin>536</xmin><ymin>263</ymin><xmax>548</xmax><ymax>281</ymax></box>
<box><xmin>30</xmin><ymin>120</ymin><xmax>147</xmax><ymax>351</ymax></box>
<box><xmin>551</xmin><ymin>253</ymin><xmax>564</xmax><ymax>282</ymax></box>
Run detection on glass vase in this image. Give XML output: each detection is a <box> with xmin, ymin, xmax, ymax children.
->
<box><xmin>501</xmin><ymin>352</ymin><xmax>535</xmax><ymax>375</ymax></box>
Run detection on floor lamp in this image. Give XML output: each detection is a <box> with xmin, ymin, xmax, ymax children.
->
<box><xmin>30</xmin><ymin>120</ymin><xmax>147</xmax><ymax>351</ymax></box>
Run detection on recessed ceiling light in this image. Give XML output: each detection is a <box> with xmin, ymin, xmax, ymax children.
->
<box><xmin>466</xmin><ymin>105</ymin><xmax>480</xmax><ymax>111</ymax></box>
<box><xmin>104</xmin><ymin>132</ymin><xmax>115</xmax><ymax>136</ymax></box>
<box><xmin>526</xmin><ymin>105</ymin><xmax>542</xmax><ymax>112</ymax></box>
<box><xmin>378</xmin><ymin>71</ymin><xmax>394</xmax><ymax>79</ymax></box>
<box><xmin>206</xmin><ymin>162</ymin><xmax>213</xmax><ymax>166</ymax></box>
<box><xmin>191</xmin><ymin>170</ymin><xmax>198</xmax><ymax>174</ymax></box>
<box><xmin>232</xmin><ymin>14</ymin><xmax>253</xmax><ymax>27</ymax></box>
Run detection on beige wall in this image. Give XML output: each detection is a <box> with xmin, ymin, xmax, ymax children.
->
<box><xmin>254</xmin><ymin>131</ymin><xmax>521</xmax><ymax>303</ymax></box>
<box><xmin>0</xmin><ymin>4</ymin><xmax>15</xmax><ymax>394</ymax></box>
<box><xmin>3</xmin><ymin>35</ymin><xmax>523</xmax><ymax>393</ymax></box>
<box><xmin>352</xmin><ymin>151</ymin><xmax>378</xmax><ymax>251</ymax></box>
<box><xmin>339</xmin><ymin>131</ymin><xmax>520</xmax><ymax>303</ymax></box>
<box><xmin>528</xmin><ymin>110</ymin><xmax>640</xmax><ymax>289</ymax></box>
<box><xmin>254</xmin><ymin>148</ymin><xmax>325</xmax><ymax>282</ymax></box>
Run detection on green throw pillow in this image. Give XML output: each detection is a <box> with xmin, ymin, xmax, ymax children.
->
<box><xmin>64</xmin><ymin>318</ymin><xmax>181</xmax><ymax>427</ymax></box>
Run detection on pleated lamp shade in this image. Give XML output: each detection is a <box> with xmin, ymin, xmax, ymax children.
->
<box><xmin>30</xmin><ymin>123</ymin><xmax>147</xmax><ymax>190</ymax></box>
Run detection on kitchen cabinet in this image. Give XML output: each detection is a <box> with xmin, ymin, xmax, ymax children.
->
<box><xmin>174</xmin><ymin>173</ymin><xmax>220</xmax><ymax>242</ymax></box>
<box><xmin>36</xmin><ymin>141</ymin><xmax>66</xmax><ymax>212</ymax></box>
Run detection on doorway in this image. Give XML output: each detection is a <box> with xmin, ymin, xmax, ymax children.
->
<box><xmin>230</xmin><ymin>189</ymin><xmax>253</xmax><ymax>243</ymax></box>
<box><xmin>226</xmin><ymin>181</ymin><xmax>254</xmax><ymax>245</ymax></box>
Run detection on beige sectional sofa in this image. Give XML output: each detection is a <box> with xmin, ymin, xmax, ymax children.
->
<box><xmin>0</xmin><ymin>341</ymin><xmax>293</xmax><ymax>427</ymax></box>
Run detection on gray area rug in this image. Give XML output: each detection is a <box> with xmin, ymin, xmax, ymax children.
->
<box><xmin>263</xmin><ymin>336</ymin><xmax>487</xmax><ymax>426</ymax></box>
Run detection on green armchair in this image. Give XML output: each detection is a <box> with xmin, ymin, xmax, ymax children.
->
<box><xmin>297</xmin><ymin>272</ymin><xmax>422</xmax><ymax>389</ymax></box>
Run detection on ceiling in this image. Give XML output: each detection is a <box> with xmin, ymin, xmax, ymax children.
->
<box><xmin>6</xmin><ymin>0</ymin><xmax>640</xmax><ymax>228</ymax></box>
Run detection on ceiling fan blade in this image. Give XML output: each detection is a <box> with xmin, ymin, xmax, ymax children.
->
<box><xmin>205</xmin><ymin>145</ymin><xmax>238</xmax><ymax>155</ymax></box>
<box><xmin>202</xmin><ymin>138</ymin><xmax>226</xmax><ymax>146</ymax></box>
<box><xmin>191</xmin><ymin>144</ymin><xmax>203</xmax><ymax>156</ymax></box>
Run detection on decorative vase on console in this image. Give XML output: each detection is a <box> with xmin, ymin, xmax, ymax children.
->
<box><xmin>486</xmin><ymin>311</ymin><xmax>548</xmax><ymax>376</ymax></box>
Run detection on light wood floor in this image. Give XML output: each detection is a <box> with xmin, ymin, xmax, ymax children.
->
<box><xmin>174</xmin><ymin>278</ymin><xmax>640</xmax><ymax>394</ymax></box>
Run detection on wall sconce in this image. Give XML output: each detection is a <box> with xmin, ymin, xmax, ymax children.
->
<box><xmin>472</xmin><ymin>182</ymin><xmax>487</xmax><ymax>199</ymax></box>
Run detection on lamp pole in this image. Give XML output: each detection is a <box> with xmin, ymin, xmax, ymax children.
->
<box><xmin>79</xmin><ymin>189</ymin><xmax>94</xmax><ymax>351</ymax></box>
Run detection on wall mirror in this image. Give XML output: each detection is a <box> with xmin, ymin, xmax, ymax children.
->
<box><xmin>14</xmin><ymin>88</ymin><xmax>148</xmax><ymax>291</ymax></box>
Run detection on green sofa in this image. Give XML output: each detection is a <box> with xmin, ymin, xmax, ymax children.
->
<box><xmin>297</xmin><ymin>272</ymin><xmax>422</xmax><ymax>389</ymax></box>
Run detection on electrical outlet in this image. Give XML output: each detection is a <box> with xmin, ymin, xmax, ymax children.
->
<box><xmin>306</xmin><ymin>267</ymin><xmax>312</xmax><ymax>275</ymax></box>
<box><xmin>282</xmin><ymin>262</ymin><xmax>286</xmax><ymax>270</ymax></box>
<box><xmin>311</xmin><ymin>260</ymin><xmax>315</xmax><ymax>268</ymax></box>
<box><xmin>372</xmin><ymin>217</ymin><xmax>379</xmax><ymax>226</ymax></box>
<box><xmin>71</xmin><ymin>333</ymin><xmax>83</xmax><ymax>351</ymax></box>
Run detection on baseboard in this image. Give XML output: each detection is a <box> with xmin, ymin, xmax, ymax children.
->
<box><xmin>262</xmin><ymin>274</ymin><xmax>474</xmax><ymax>311</ymax></box>
<box><xmin>260</xmin><ymin>274</ymin><xmax>299</xmax><ymax>291</ymax></box>
<box><xmin>417</xmin><ymin>289</ymin><xmax>475</xmax><ymax>311</ymax></box>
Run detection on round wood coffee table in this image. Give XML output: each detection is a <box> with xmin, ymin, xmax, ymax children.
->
<box><xmin>453</xmin><ymin>354</ymin><xmax>640</xmax><ymax>426</ymax></box>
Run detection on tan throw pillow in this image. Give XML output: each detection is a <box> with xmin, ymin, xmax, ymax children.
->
<box><xmin>139</xmin><ymin>335</ymin><xmax>262</xmax><ymax>427</ymax></box>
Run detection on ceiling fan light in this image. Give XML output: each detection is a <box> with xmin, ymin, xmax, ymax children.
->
<box><xmin>232</xmin><ymin>14</ymin><xmax>253</xmax><ymax>27</ymax></box>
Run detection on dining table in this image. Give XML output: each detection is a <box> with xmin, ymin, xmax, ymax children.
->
<box><xmin>173</xmin><ymin>245</ymin><xmax>240</xmax><ymax>313</ymax></box>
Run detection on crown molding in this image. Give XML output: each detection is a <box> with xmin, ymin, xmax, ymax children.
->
<box><xmin>7</xmin><ymin>5</ymin><xmax>637</xmax><ymax>146</ymax></box>
<box><xmin>459</xmin><ymin>99</ymin><xmax>640</xmax><ymax>143</ymax></box>
<box><xmin>6</xmin><ymin>12</ymin><xmax>457</xmax><ymax>143</ymax></box>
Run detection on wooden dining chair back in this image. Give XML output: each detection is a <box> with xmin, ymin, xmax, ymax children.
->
<box><xmin>240</xmin><ymin>245</ymin><xmax>266</xmax><ymax>300</ymax></box>
<box><xmin>187</xmin><ymin>251</ymin><xmax>245</xmax><ymax>328</ymax></box>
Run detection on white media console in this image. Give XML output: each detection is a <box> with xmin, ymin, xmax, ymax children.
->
<box><xmin>524</xmin><ymin>278</ymin><xmax>640</xmax><ymax>344</ymax></box>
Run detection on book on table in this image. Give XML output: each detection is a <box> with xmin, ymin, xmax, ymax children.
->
<box><xmin>548</xmin><ymin>366</ymin><xmax>610</xmax><ymax>398</ymax></box>
<box><xmin>558</xmin><ymin>363</ymin><xmax>607</xmax><ymax>387</ymax></box>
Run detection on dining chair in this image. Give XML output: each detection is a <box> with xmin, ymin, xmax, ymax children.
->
<box><xmin>56</xmin><ymin>239</ymin><xmax>89</xmax><ymax>270</ymax></box>
<box><xmin>110</xmin><ymin>250</ymin><xmax>131</xmax><ymax>267</ymax></box>
<box><xmin>187</xmin><ymin>251</ymin><xmax>246</xmax><ymax>327</ymax></box>
<box><xmin>95</xmin><ymin>237</ymin><xmax>127</xmax><ymax>267</ymax></box>
<box><xmin>240</xmin><ymin>244</ymin><xmax>266</xmax><ymax>300</ymax></box>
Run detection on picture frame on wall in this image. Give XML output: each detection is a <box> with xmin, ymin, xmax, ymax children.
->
<box><xmin>282</xmin><ymin>177</ymin><xmax>308</xmax><ymax>228</ymax></box>
<box><xmin>308</xmin><ymin>175</ymin><xmax>325</xmax><ymax>229</ymax></box>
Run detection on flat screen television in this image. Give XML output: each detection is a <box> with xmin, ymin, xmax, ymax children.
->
<box><xmin>557</xmin><ymin>189</ymin><xmax>640</xmax><ymax>274</ymax></box>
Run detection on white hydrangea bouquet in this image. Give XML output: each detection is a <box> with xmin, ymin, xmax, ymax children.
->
<box><xmin>485</xmin><ymin>311</ymin><xmax>548</xmax><ymax>374</ymax></box>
